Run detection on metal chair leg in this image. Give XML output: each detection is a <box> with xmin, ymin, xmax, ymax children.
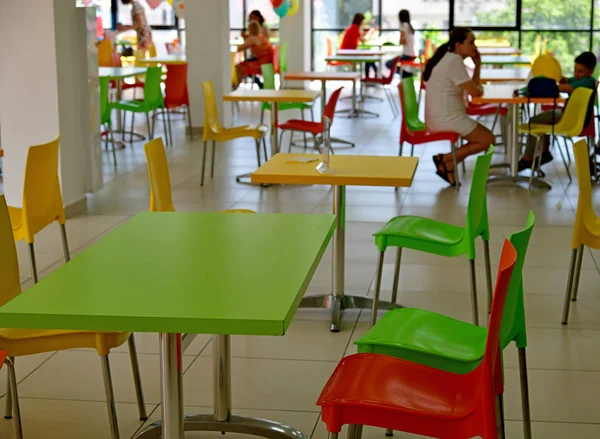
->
<box><xmin>201</xmin><ymin>140</ymin><xmax>208</xmax><ymax>186</ymax></box>
<box><xmin>571</xmin><ymin>244</ymin><xmax>584</xmax><ymax>302</ymax></box>
<box><xmin>262</xmin><ymin>137</ymin><xmax>268</xmax><ymax>160</ymax></box>
<box><xmin>187</xmin><ymin>105</ymin><xmax>194</xmax><ymax>141</ymax></box>
<box><xmin>529</xmin><ymin>136</ymin><xmax>543</xmax><ymax>189</ymax></box>
<box><xmin>6</xmin><ymin>358</ymin><xmax>22</xmax><ymax>439</ymax></box>
<box><xmin>370</xmin><ymin>251</ymin><xmax>386</xmax><ymax>328</ymax></box>
<box><xmin>166</xmin><ymin>109</ymin><xmax>173</xmax><ymax>146</ymax></box>
<box><xmin>497</xmin><ymin>393</ymin><xmax>506</xmax><ymax>439</ymax></box>
<box><xmin>451</xmin><ymin>141</ymin><xmax>460</xmax><ymax>192</ymax></box>
<box><xmin>109</xmin><ymin>128</ymin><xmax>117</xmax><ymax>168</ymax></box>
<box><xmin>518</xmin><ymin>347</ymin><xmax>532</xmax><ymax>439</ymax></box>
<box><xmin>127</xmin><ymin>335</ymin><xmax>148</xmax><ymax>421</ymax></box>
<box><xmin>60</xmin><ymin>223</ymin><xmax>70</xmax><ymax>263</ymax></box>
<box><xmin>398</xmin><ymin>141</ymin><xmax>404</xmax><ymax>156</ymax></box>
<box><xmin>390</xmin><ymin>248</ymin><xmax>402</xmax><ymax>304</ymax></box>
<box><xmin>410</xmin><ymin>144</ymin><xmax>414</xmax><ymax>156</ymax></box>
<box><xmin>161</xmin><ymin>108</ymin><xmax>169</xmax><ymax>144</ymax></box>
<box><xmin>562</xmin><ymin>247</ymin><xmax>580</xmax><ymax>324</ymax></box>
<box><xmin>145</xmin><ymin>112</ymin><xmax>152</xmax><ymax>140</ymax></box>
<box><xmin>28</xmin><ymin>242</ymin><xmax>39</xmax><ymax>284</ymax></box>
<box><xmin>301</xmin><ymin>109</ymin><xmax>308</xmax><ymax>149</ymax></box>
<box><xmin>100</xmin><ymin>355</ymin><xmax>120</xmax><ymax>439</ymax></box>
<box><xmin>255</xmin><ymin>140</ymin><xmax>262</xmax><ymax>167</ymax></box>
<box><xmin>556</xmin><ymin>136</ymin><xmax>572</xmax><ymax>182</ymax></box>
<box><xmin>130</xmin><ymin>112</ymin><xmax>135</xmax><ymax>143</ymax></box>
<box><xmin>329</xmin><ymin>432</ymin><xmax>338</xmax><ymax>439</ymax></box>
<box><xmin>468</xmin><ymin>259</ymin><xmax>479</xmax><ymax>326</ymax></box>
<box><xmin>483</xmin><ymin>240</ymin><xmax>493</xmax><ymax>315</ymax></box>
<box><xmin>210</xmin><ymin>140</ymin><xmax>216</xmax><ymax>178</ymax></box>
<box><xmin>4</xmin><ymin>356</ymin><xmax>14</xmax><ymax>419</ymax></box>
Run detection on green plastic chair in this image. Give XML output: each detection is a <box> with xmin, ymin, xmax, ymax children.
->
<box><xmin>99</xmin><ymin>77</ymin><xmax>117</xmax><ymax>167</ymax></box>
<box><xmin>402</xmin><ymin>76</ymin><xmax>427</xmax><ymax>133</ymax></box>
<box><xmin>371</xmin><ymin>147</ymin><xmax>495</xmax><ymax>327</ymax></box>
<box><xmin>112</xmin><ymin>66</ymin><xmax>168</xmax><ymax>144</ymax></box>
<box><xmin>279</xmin><ymin>42</ymin><xmax>288</xmax><ymax>74</ymax></box>
<box><xmin>260</xmin><ymin>63</ymin><xmax>314</xmax><ymax>149</ymax></box>
<box><xmin>356</xmin><ymin>211</ymin><xmax>536</xmax><ymax>439</ymax></box>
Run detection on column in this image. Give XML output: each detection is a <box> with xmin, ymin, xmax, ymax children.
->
<box><xmin>279</xmin><ymin>0</ymin><xmax>312</xmax><ymax>75</ymax></box>
<box><xmin>186</xmin><ymin>0</ymin><xmax>232</xmax><ymax>131</ymax></box>
<box><xmin>0</xmin><ymin>0</ymin><xmax>98</xmax><ymax>212</ymax></box>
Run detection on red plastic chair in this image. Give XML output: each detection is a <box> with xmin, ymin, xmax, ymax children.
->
<box><xmin>317</xmin><ymin>239</ymin><xmax>517</xmax><ymax>439</ymax></box>
<box><xmin>326</xmin><ymin>37</ymin><xmax>350</xmax><ymax>68</ymax></box>
<box><xmin>362</xmin><ymin>56</ymin><xmax>401</xmax><ymax>117</ymax></box>
<box><xmin>162</xmin><ymin>63</ymin><xmax>193</xmax><ymax>146</ymax></box>
<box><xmin>278</xmin><ymin>87</ymin><xmax>344</xmax><ymax>153</ymax></box>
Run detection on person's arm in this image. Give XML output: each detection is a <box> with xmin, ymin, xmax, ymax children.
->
<box><xmin>461</xmin><ymin>81</ymin><xmax>484</xmax><ymax>97</ymax></box>
<box><xmin>117</xmin><ymin>10</ymin><xmax>144</xmax><ymax>32</ymax></box>
<box><xmin>400</xmin><ymin>31</ymin><xmax>406</xmax><ymax>45</ymax></box>
<box><xmin>558</xmin><ymin>83</ymin><xmax>574</xmax><ymax>93</ymax></box>
<box><xmin>359</xmin><ymin>26</ymin><xmax>378</xmax><ymax>43</ymax></box>
<box><xmin>471</xmin><ymin>50</ymin><xmax>482</xmax><ymax>86</ymax></box>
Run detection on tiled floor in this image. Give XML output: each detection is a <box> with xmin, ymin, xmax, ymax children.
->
<box><xmin>1</xmin><ymin>84</ymin><xmax>600</xmax><ymax>438</ymax></box>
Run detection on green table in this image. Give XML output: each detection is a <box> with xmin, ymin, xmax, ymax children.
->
<box><xmin>480</xmin><ymin>55</ymin><xmax>532</xmax><ymax>66</ymax></box>
<box><xmin>0</xmin><ymin>212</ymin><xmax>335</xmax><ymax>439</ymax></box>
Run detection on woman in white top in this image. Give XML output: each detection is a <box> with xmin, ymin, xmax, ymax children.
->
<box><xmin>425</xmin><ymin>27</ymin><xmax>495</xmax><ymax>186</ymax></box>
<box><xmin>385</xmin><ymin>10</ymin><xmax>417</xmax><ymax>78</ymax></box>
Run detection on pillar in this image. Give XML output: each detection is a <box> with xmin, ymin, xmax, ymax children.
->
<box><xmin>0</xmin><ymin>0</ymin><xmax>98</xmax><ymax>212</ymax></box>
<box><xmin>186</xmin><ymin>0</ymin><xmax>232</xmax><ymax>131</ymax></box>
<box><xmin>279</xmin><ymin>0</ymin><xmax>312</xmax><ymax>75</ymax></box>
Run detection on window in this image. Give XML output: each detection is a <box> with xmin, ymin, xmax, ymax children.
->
<box><xmin>313</xmin><ymin>0</ymin><xmax>377</xmax><ymax>30</ymax></box>
<box><xmin>522</xmin><ymin>0</ymin><xmax>591</xmax><ymax>29</ymax></box>
<box><xmin>247</xmin><ymin>0</ymin><xmax>281</xmax><ymax>28</ymax></box>
<box><xmin>230</xmin><ymin>0</ymin><xmax>244</xmax><ymax>29</ymax></box>
<box><xmin>522</xmin><ymin>31</ymin><xmax>589</xmax><ymax>73</ymax></box>
<box><xmin>118</xmin><ymin>0</ymin><xmax>175</xmax><ymax>27</ymax></box>
<box><xmin>381</xmin><ymin>0</ymin><xmax>449</xmax><ymax>31</ymax></box>
<box><xmin>454</xmin><ymin>0</ymin><xmax>517</xmax><ymax>27</ymax></box>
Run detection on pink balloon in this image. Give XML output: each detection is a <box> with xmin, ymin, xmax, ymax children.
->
<box><xmin>146</xmin><ymin>0</ymin><xmax>163</xmax><ymax>9</ymax></box>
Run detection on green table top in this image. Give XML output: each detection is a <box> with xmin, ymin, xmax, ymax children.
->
<box><xmin>325</xmin><ymin>55</ymin><xmax>382</xmax><ymax>63</ymax></box>
<box><xmin>0</xmin><ymin>212</ymin><xmax>336</xmax><ymax>336</ymax></box>
<box><xmin>480</xmin><ymin>55</ymin><xmax>532</xmax><ymax>66</ymax></box>
<box><xmin>98</xmin><ymin>67</ymin><xmax>147</xmax><ymax>79</ymax></box>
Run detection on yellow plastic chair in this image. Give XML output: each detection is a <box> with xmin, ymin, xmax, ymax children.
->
<box><xmin>541</xmin><ymin>38</ymin><xmax>548</xmax><ymax>55</ymax></box>
<box><xmin>201</xmin><ymin>81</ymin><xmax>268</xmax><ymax>186</ymax></box>
<box><xmin>531</xmin><ymin>54</ymin><xmax>562</xmax><ymax>82</ymax></box>
<box><xmin>98</xmin><ymin>38</ymin><xmax>114</xmax><ymax>67</ymax></box>
<box><xmin>533</xmin><ymin>35</ymin><xmax>541</xmax><ymax>58</ymax></box>
<box><xmin>562</xmin><ymin>139</ymin><xmax>600</xmax><ymax>324</ymax></box>
<box><xmin>144</xmin><ymin>138</ymin><xmax>254</xmax><ymax>214</ymax></box>
<box><xmin>519</xmin><ymin>87</ymin><xmax>593</xmax><ymax>185</ymax></box>
<box><xmin>0</xmin><ymin>194</ymin><xmax>147</xmax><ymax>439</ymax></box>
<box><xmin>8</xmin><ymin>137</ymin><xmax>69</xmax><ymax>284</ymax></box>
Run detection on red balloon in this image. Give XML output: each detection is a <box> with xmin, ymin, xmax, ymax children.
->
<box><xmin>271</xmin><ymin>0</ymin><xmax>284</xmax><ymax>7</ymax></box>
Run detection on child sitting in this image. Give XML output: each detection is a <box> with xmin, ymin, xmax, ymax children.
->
<box><xmin>519</xmin><ymin>52</ymin><xmax>597</xmax><ymax>171</ymax></box>
<box><xmin>235</xmin><ymin>21</ymin><xmax>274</xmax><ymax>87</ymax></box>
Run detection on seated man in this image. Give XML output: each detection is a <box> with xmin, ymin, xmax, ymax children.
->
<box><xmin>519</xmin><ymin>52</ymin><xmax>597</xmax><ymax>171</ymax></box>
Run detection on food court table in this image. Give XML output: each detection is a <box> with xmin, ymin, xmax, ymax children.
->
<box><xmin>472</xmin><ymin>83</ymin><xmax>566</xmax><ymax>189</ymax></box>
<box><xmin>251</xmin><ymin>153</ymin><xmax>419</xmax><ymax>331</ymax></box>
<box><xmin>0</xmin><ymin>212</ymin><xmax>336</xmax><ymax>439</ymax></box>
<box><xmin>284</xmin><ymin>71</ymin><xmax>362</xmax><ymax>148</ymax></box>
<box><xmin>478</xmin><ymin>47</ymin><xmax>523</xmax><ymax>56</ymax></box>
<box><xmin>481</xmin><ymin>55</ymin><xmax>532</xmax><ymax>66</ymax></box>
<box><xmin>140</xmin><ymin>54</ymin><xmax>187</xmax><ymax>65</ymax></box>
<box><xmin>480</xmin><ymin>68</ymin><xmax>530</xmax><ymax>83</ymax></box>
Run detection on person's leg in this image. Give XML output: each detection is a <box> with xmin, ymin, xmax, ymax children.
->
<box><xmin>434</xmin><ymin>124</ymin><xmax>495</xmax><ymax>185</ymax></box>
<box><xmin>399</xmin><ymin>55</ymin><xmax>415</xmax><ymax>77</ymax></box>
<box><xmin>520</xmin><ymin>109</ymin><xmax>563</xmax><ymax>168</ymax></box>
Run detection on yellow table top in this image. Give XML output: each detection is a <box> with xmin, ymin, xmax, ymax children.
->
<box><xmin>140</xmin><ymin>55</ymin><xmax>187</xmax><ymax>65</ymax></box>
<box><xmin>223</xmin><ymin>89</ymin><xmax>321</xmax><ymax>103</ymax></box>
<box><xmin>251</xmin><ymin>153</ymin><xmax>419</xmax><ymax>187</ymax></box>
<box><xmin>472</xmin><ymin>83</ymin><xmax>566</xmax><ymax>105</ymax></box>
<box><xmin>284</xmin><ymin>71</ymin><xmax>361</xmax><ymax>81</ymax></box>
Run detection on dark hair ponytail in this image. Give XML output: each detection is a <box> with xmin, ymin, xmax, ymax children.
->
<box><xmin>423</xmin><ymin>27</ymin><xmax>472</xmax><ymax>82</ymax></box>
<box><xmin>399</xmin><ymin>10</ymin><xmax>414</xmax><ymax>34</ymax></box>
<box><xmin>250</xmin><ymin>10</ymin><xmax>265</xmax><ymax>25</ymax></box>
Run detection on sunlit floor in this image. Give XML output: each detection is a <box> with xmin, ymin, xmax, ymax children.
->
<box><xmin>1</xmin><ymin>84</ymin><xmax>600</xmax><ymax>439</ymax></box>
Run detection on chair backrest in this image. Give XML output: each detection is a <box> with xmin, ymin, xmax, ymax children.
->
<box><xmin>164</xmin><ymin>63</ymin><xmax>189</xmax><ymax>108</ymax></box>
<box><xmin>202</xmin><ymin>81</ymin><xmax>224</xmax><ymax>138</ymax></box>
<box><xmin>144</xmin><ymin>138</ymin><xmax>175</xmax><ymax>212</ymax></box>
<box><xmin>531</xmin><ymin>54</ymin><xmax>562</xmax><ymax>82</ymax></box>
<box><xmin>323</xmin><ymin>87</ymin><xmax>344</xmax><ymax>125</ymax></box>
<box><xmin>465</xmin><ymin>147</ymin><xmax>494</xmax><ymax>255</ymax></box>
<box><xmin>143</xmin><ymin>66</ymin><xmax>165</xmax><ymax>110</ymax></box>
<box><xmin>98</xmin><ymin>38</ymin><xmax>114</xmax><ymax>67</ymax></box>
<box><xmin>382</xmin><ymin>56</ymin><xmax>401</xmax><ymax>85</ymax></box>
<box><xmin>326</xmin><ymin>37</ymin><xmax>334</xmax><ymax>57</ymax></box>
<box><xmin>261</xmin><ymin>63</ymin><xmax>276</xmax><ymax>90</ymax></box>
<box><xmin>533</xmin><ymin>35</ymin><xmax>541</xmax><ymax>58</ymax></box>
<box><xmin>0</xmin><ymin>195</ymin><xmax>22</xmax><ymax>306</ymax></box>
<box><xmin>423</xmin><ymin>38</ymin><xmax>432</xmax><ymax>61</ymax></box>
<box><xmin>21</xmin><ymin>137</ymin><xmax>66</xmax><ymax>240</ymax></box>
<box><xmin>99</xmin><ymin>77</ymin><xmax>111</xmax><ymax>125</ymax></box>
<box><xmin>273</xmin><ymin>45</ymin><xmax>281</xmax><ymax>74</ymax></box>
<box><xmin>500</xmin><ymin>211</ymin><xmax>535</xmax><ymax>349</ymax></box>
<box><xmin>399</xmin><ymin>77</ymin><xmax>424</xmax><ymax>132</ymax></box>
<box><xmin>481</xmin><ymin>240</ymin><xmax>517</xmax><ymax>398</ymax></box>
<box><xmin>280</xmin><ymin>42</ymin><xmax>288</xmax><ymax>73</ymax></box>
<box><xmin>555</xmin><ymin>87</ymin><xmax>594</xmax><ymax>136</ymax></box>
<box><xmin>572</xmin><ymin>139</ymin><xmax>598</xmax><ymax>248</ymax></box>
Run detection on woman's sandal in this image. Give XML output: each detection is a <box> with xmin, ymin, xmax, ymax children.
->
<box><xmin>433</xmin><ymin>154</ymin><xmax>460</xmax><ymax>187</ymax></box>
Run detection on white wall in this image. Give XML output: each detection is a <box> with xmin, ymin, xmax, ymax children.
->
<box><xmin>279</xmin><ymin>0</ymin><xmax>312</xmax><ymax>75</ymax></box>
<box><xmin>187</xmin><ymin>0</ymin><xmax>232</xmax><ymax>129</ymax></box>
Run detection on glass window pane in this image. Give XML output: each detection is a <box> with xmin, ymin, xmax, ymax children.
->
<box><xmin>475</xmin><ymin>30</ymin><xmax>519</xmax><ymax>48</ymax></box>
<box><xmin>230</xmin><ymin>0</ymin><xmax>244</xmax><ymax>29</ymax></box>
<box><xmin>247</xmin><ymin>0</ymin><xmax>281</xmax><ymax>28</ymax></box>
<box><xmin>454</xmin><ymin>0</ymin><xmax>516</xmax><ymax>27</ymax></box>
<box><xmin>81</xmin><ymin>0</ymin><xmax>113</xmax><ymax>29</ymax></box>
<box><xmin>522</xmin><ymin>0</ymin><xmax>591</xmax><ymax>30</ymax></box>
<box><xmin>313</xmin><ymin>0</ymin><xmax>376</xmax><ymax>30</ymax></box>
<box><xmin>118</xmin><ymin>0</ymin><xmax>175</xmax><ymax>27</ymax></box>
<box><xmin>381</xmin><ymin>0</ymin><xmax>449</xmax><ymax>31</ymax></box>
<box><xmin>521</xmin><ymin>32</ymin><xmax>590</xmax><ymax>74</ymax></box>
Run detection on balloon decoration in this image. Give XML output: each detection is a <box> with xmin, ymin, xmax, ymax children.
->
<box><xmin>146</xmin><ymin>0</ymin><xmax>163</xmax><ymax>9</ymax></box>
<box><xmin>274</xmin><ymin>0</ymin><xmax>290</xmax><ymax>17</ymax></box>
<box><xmin>288</xmin><ymin>0</ymin><xmax>299</xmax><ymax>16</ymax></box>
<box><xmin>271</xmin><ymin>0</ymin><xmax>284</xmax><ymax>7</ymax></box>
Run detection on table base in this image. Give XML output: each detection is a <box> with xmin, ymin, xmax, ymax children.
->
<box><xmin>300</xmin><ymin>294</ymin><xmax>402</xmax><ymax>332</ymax></box>
<box><xmin>487</xmin><ymin>175</ymin><xmax>552</xmax><ymax>190</ymax></box>
<box><xmin>291</xmin><ymin>137</ymin><xmax>356</xmax><ymax>150</ymax></box>
<box><xmin>336</xmin><ymin>108</ymin><xmax>379</xmax><ymax>119</ymax></box>
<box><xmin>136</xmin><ymin>414</ymin><xmax>306</xmax><ymax>439</ymax></box>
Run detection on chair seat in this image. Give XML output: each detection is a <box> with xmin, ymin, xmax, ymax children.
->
<box><xmin>278</xmin><ymin>119</ymin><xmax>323</xmax><ymax>135</ymax></box>
<box><xmin>318</xmin><ymin>353</ymin><xmax>479</xmax><ymax>420</ymax></box>
<box><xmin>209</xmin><ymin>124</ymin><xmax>268</xmax><ymax>141</ymax></box>
<box><xmin>0</xmin><ymin>328</ymin><xmax>130</xmax><ymax>357</ymax></box>
<box><xmin>362</xmin><ymin>77</ymin><xmax>388</xmax><ymax>85</ymax></box>
<box><xmin>376</xmin><ymin>215</ymin><xmax>466</xmax><ymax>248</ymax></box>
<box><xmin>467</xmin><ymin>104</ymin><xmax>508</xmax><ymax>117</ymax></box>
<box><xmin>405</xmin><ymin>129</ymin><xmax>459</xmax><ymax>145</ymax></box>
<box><xmin>518</xmin><ymin>122</ymin><xmax>576</xmax><ymax>137</ymax></box>
<box><xmin>355</xmin><ymin>308</ymin><xmax>486</xmax><ymax>374</ymax></box>
<box><xmin>112</xmin><ymin>99</ymin><xmax>153</xmax><ymax>113</ymax></box>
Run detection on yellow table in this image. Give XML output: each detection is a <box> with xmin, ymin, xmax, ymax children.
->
<box><xmin>479</xmin><ymin>68</ymin><xmax>530</xmax><ymax>83</ymax></box>
<box><xmin>140</xmin><ymin>54</ymin><xmax>187</xmax><ymax>65</ymax></box>
<box><xmin>252</xmin><ymin>153</ymin><xmax>419</xmax><ymax>331</ymax></box>
<box><xmin>223</xmin><ymin>90</ymin><xmax>321</xmax><ymax>156</ymax></box>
